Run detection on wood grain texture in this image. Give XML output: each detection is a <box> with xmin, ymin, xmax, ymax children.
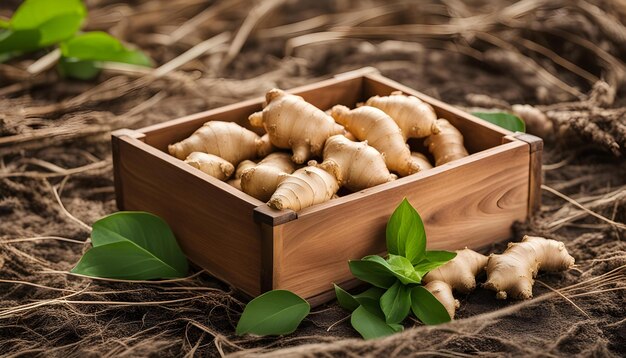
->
<box><xmin>274</xmin><ymin>141</ymin><xmax>530</xmax><ymax>299</ymax></box>
<box><xmin>113</xmin><ymin>135</ymin><xmax>264</xmax><ymax>296</ymax></box>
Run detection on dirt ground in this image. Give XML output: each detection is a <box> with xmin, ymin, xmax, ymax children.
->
<box><xmin>1</xmin><ymin>0</ymin><xmax>625</xmax><ymax>356</ymax></box>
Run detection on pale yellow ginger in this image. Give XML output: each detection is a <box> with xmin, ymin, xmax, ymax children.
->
<box><xmin>315</xmin><ymin>135</ymin><xmax>396</xmax><ymax>192</ymax></box>
<box><xmin>168</xmin><ymin>121</ymin><xmax>272</xmax><ymax>165</ymax></box>
<box><xmin>422</xmin><ymin>248</ymin><xmax>489</xmax><ymax>319</ymax></box>
<box><xmin>249</xmin><ymin>89</ymin><xmax>344</xmax><ymax>164</ymax></box>
<box><xmin>240</xmin><ymin>152</ymin><xmax>296</xmax><ymax>202</ymax></box>
<box><xmin>424</xmin><ymin>119</ymin><xmax>469</xmax><ymax>166</ymax></box>
<box><xmin>330</xmin><ymin>105</ymin><xmax>422</xmax><ymax>177</ymax></box>
<box><xmin>411</xmin><ymin>152</ymin><xmax>433</xmax><ymax>170</ymax></box>
<box><xmin>366</xmin><ymin>91</ymin><xmax>440</xmax><ymax>139</ymax></box>
<box><xmin>484</xmin><ymin>235</ymin><xmax>575</xmax><ymax>300</ymax></box>
<box><xmin>227</xmin><ymin>160</ymin><xmax>256</xmax><ymax>190</ymax></box>
<box><xmin>184</xmin><ymin>152</ymin><xmax>234</xmax><ymax>181</ymax></box>
<box><xmin>268</xmin><ymin>165</ymin><xmax>340</xmax><ymax>211</ymax></box>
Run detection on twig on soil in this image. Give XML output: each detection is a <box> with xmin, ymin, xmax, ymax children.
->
<box><xmin>45</xmin><ymin>179</ymin><xmax>93</xmax><ymax>232</ymax></box>
<box><xmin>39</xmin><ymin>269</ymin><xmax>208</xmax><ymax>284</ymax></box>
<box><xmin>535</xmin><ymin>280</ymin><xmax>590</xmax><ymax>318</ymax></box>
<box><xmin>153</xmin><ymin>32</ymin><xmax>231</xmax><ymax>78</ymax></box>
<box><xmin>326</xmin><ymin>314</ymin><xmax>350</xmax><ymax>332</ymax></box>
<box><xmin>0</xmin><ymin>236</ymin><xmax>85</xmax><ymax>245</ymax></box>
<box><xmin>0</xmin><ymin>160</ymin><xmax>111</xmax><ymax>179</ymax></box>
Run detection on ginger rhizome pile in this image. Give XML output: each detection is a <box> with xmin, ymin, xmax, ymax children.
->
<box><xmin>484</xmin><ymin>235</ymin><xmax>576</xmax><ymax>299</ymax></box>
<box><xmin>168</xmin><ymin>88</ymin><xmax>471</xmax><ymax>211</ymax></box>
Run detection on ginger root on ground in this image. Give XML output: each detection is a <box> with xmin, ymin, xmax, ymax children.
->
<box><xmin>227</xmin><ymin>160</ymin><xmax>256</xmax><ymax>190</ymax></box>
<box><xmin>249</xmin><ymin>89</ymin><xmax>344</xmax><ymax>164</ymax></box>
<box><xmin>366</xmin><ymin>91</ymin><xmax>440</xmax><ymax>139</ymax></box>
<box><xmin>411</xmin><ymin>152</ymin><xmax>433</xmax><ymax>170</ymax></box>
<box><xmin>268</xmin><ymin>164</ymin><xmax>340</xmax><ymax>211</ymax></box>
<box><xmin>184</xmin><ymin>152</ymin><xmax>234</xmax><ymax>181</ymax></box>
<box><xmin>484</xmin><ymin>235</ymin><xmax>575</xmax><ymax>300</ymax></box>
<box><xmin>240</xmin><ymin>152</ymin><xmax>296</xmax><ymax>202</ymax></box>
<box><xmin>168</xmin><ymin>121</ymin><xmax>272</xmax><ymax>165</ymax></box>
<box><xmin>330</xmin><ymin>105</ymin><xmax>422</xmax><ymax>177</ymax></box>
<box><xmin>315</xmin><ymin>135</ymin><xmax>396</xmax><ymax>192</ymax></box>
<box><xmin>424</xmin><ymin>119</ymin><xmax>469</xmax><ymax>166</ymax></box>
<box><xmin>422</xmin><ymin>248</ymin><xmax>489</xmax><ymax>319</ymax></box>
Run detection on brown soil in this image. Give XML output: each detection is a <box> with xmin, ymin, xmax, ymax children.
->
<box><xmin>1</xmin><ymin>0</ymin><xmax>625</xmax><ymax>356</ymax></box>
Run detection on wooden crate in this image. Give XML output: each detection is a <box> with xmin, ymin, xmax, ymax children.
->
<box><xmin>112</xmin><ymin>68</ymin><xmax>542</xmax><ymax>306</ymax></box>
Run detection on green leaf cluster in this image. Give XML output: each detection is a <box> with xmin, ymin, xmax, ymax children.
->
<box><xmin>0</xmin><ymin>0</ymin><xmax>151</xmax><ymax>79</ymax></box>
<box><xmin>72</xmin><ymin>212</ymin><xmax>188</xmax><ymax>279</ymax></box>
<box><xmin>472</xmin><ymin>112</ymin><xmax>526</xmax><ymax>133</ymax></box>
<box><xmin>339</xmin><ymin>198</ymin><xmax>456</xmax><ymax>339</ymax></box>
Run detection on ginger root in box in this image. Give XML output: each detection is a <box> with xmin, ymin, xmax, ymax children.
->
<box><xmin>249</xmin><ymin>89</ymin><xmax>344</xmax><ymax>164</ymax></box>
<box><xmin>484</xmin><ymin>235</ymin><xmax>575</xmax><ymax>300</ymax></box>
<box><xmin>424</xmin><ymin>119</ymin><xmax>469</xmax><ymax>166</ymax></box>
<box><xmin>184</xmin><ymin>152</ymin><xmax>234</xmax><ymax>181</ymax></box>
<box><xmin>315</xmin><ymin>135</ymin><xmax>396</xmax><ymax>192</ymax></box>
<box><xmin>227</xmin><ymin>160</ymin><xmax>256</xmax><ymax>190</ymax></box>
<box><xmin>241</xmin><ymin>152</ymin><xmax>296</xmax><ymax>202</ymax></box>
<box><xmin>366</xmin><ymin>91</ymin><xmax>440</xmax><ymax>139</ymax></box>
<box><xmin>168</xmin><ymin>121</ymin><xmax>272</xmax><ymax>165</ymax></box>
<box><xmin>411</xmin><ymin>152</ymin><xmax>433</xmax><ymax>170</ymax></box>
<box><xmin>330</xmin><ymin>105</ymin><xmax>422</xmax><ymax>177</ymax></box>
<box><xmin>268</xmin><ymin>164</ymin><xmax>340</xmax><ymax>211</ymax></box>
<box><xmin>422</xmin><ymin>248</ymin><xmax>489</xmax><ymax>319</ymax></box>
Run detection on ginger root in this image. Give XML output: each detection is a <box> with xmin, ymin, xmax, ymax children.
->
<box><xmin>330</xmin><ymin>105</ymin><xmax>421</xmax><ymax>177</ymax></box>
<box><xmin>184</xmin><ymin>152</ymin><xmax>234</xmax><ymax>181</ymax></box>
<box><xmin>411</xmin><ymin>152</ymin><xmax>433</xmax><ymax>170</ymax></box>
<box><xmin>227</xmin><ymin>160</ymin><xmax>256</xmax><ymax>190</ymax></box>
<box><xmin>240</xmin><ymin>152</ymin><xmax>296</xmax><ymax>202</ymax></box>
<box><xmin>315</xmin><ymin>135</ymin><xmax>396</xmax><ymax>192</ymax></box>
<box><xmin>422</xmin><ymin>248</ymin><xmax>489</xmax><ymax>319</ymax></box>
<box><xmin>366</xmin><ymin>91</ymin><xmax>439</xmax><ymax>139</ymax></box>
<box><xmin>484</xmin><ymin>235</ymin><xmax>575</xmax><ymax>300</ymax></box>
<box><xmin>268</xmin><ymin>164</ymin><xmax>340</xmax><ymax>211</ymax></box>
<box><xmin>249</xmin><ymin>89</ymin><xmax>344</xmax><ymax>164</ymax></box>
<box><xmin>169</xmin><ymin>121</ymin><xmax>272</xmax><ymax>165</ymax></box>
<box><xmin>424</xmin><ymin>119</ymin><xmax>469</xmax><ymax>166</ymax></box>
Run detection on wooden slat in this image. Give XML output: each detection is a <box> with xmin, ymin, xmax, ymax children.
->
<box><xmin>362</xmin><ymin>74</ymin><xmax>510</xmax><ymax>154</ymax></box>
<box><xmin>113</xmin><ymin>135</ymin><xmax>264</xmax><ymax>296</ymax></box>
<box><xmin>275</xmin><ymin>141</ymin><xmax>530</xmax><ymax>299</ymax></box>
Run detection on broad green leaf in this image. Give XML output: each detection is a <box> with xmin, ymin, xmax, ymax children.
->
<box><xmin>472</xmin><ymin>112</ymin><xmax>525</xmax><ymax>133</ymax></box>
<box><xmin>72</xmin><ymin>211</ymin><xmax>188</xmax><ymax>278</ymax></box>
<box><xmin>236</xmin><ymin>290</ymin><xmax>310</xmax><ymax>336</ymax></box>
<box><xmin>386</xmin><ymin>198</ymin><xmax>426</xmax><ymax>264</ymax></box>
<box><xmin>410</xmin><ymin>286</ymin><xmax>451</xmax><ymax>325</ymax></box>
<box><xmin>354</xmin><ymin>286</ymin><xmax>385</xmax><ymax>302</ymax></box>
<box><xmin>0</xmin><ymin>29</ymin><xmax>40</xmax><ymax>53</ymax></box>
<box><xmin>71</xmin><ymin>240</ymin><xmax>185</xmax><ymax>279</ymax></box>
<box><xmin>0</xmin><ymin>19</ymin><xmax>9</xmax><ymax>29</ymax></box>
<box><xmin>349</xmin><ymin>258</ymin><xmax>396</xmax><ymax>288</ymax></box>
<box><xmin>334</xmin><ymin>284</ymin><xmax>359</xmax><ymax>312</ymax></box>
<box><xmin>413</xmin><ymin>251</ymin><xmax>456</xmax><ymax>276</ymax></box>
<box><xmin>424</xmin><ymin>250</ymin><xmax>457</xmax><ymax>262</ymax></box>
<box><xmin>351</xmin><ymin>305</ymin><xmax>400</xmax><ymax>340</ymax></box>
<box><xmin>11</xmin><ymin>0</ymin><xmax>86</xmax><ymax>46</ymax></box>
<box><xmin>57</xmin><ymin>57</ymin><xmax>100</xmax><ymax>80</ymax></box>
<box><xmin>385</xmin><ymin>254</ymin><xmax>422</xmax><ymax>284</ymax></box>
<box><xmin>380</xmin><ymin>281</ymin><xmax>411</xmax><ymax>324</ymax></box>
<box><xmin>61</xmin><ymin>32</ymin><xmax>152</xmax><ymax>66</ymax></box>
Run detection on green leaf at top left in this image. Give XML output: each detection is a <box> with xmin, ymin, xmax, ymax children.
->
<box><xmin>236</xmin><ymin>290</ymin><xmax>310</xmax><ymax>336</ymax></box>
<box><xmin>60</xmin><ymin>32</ymin><xmax>152</xmax><ymax>67</ymax></box>
<box><xmin>11</xmin><ymin>0</ymin><xmax>86</xmax><ymax>46</ymax></box>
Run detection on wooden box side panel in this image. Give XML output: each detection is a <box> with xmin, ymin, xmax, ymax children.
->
<box><xmin>274</xmin><ymin>141</ymin><xmax>530</xmax><ymax>299</ymax></box>
<box><xmin>113</xmin><ymin>135</ymin><xmax>264</xmax><ymax>296</ymax></box>
<box><xmin>139</xmin><ymin>76</ymin><xmax>364</xmax><ymax>153</ymax></box>
<box><xmin>362</xmin><ymin>74</ymin><xmax>510</xmax><ymax>154</ymax></box>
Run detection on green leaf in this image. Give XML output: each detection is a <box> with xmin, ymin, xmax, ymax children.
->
<box><xmin>57</xmin><ymin>57</ymin><xmax>100</xmax><ymax>80</ymax></box>
<box><xmin>386</xmin><ymin>198</ymin><xmax>426</xmax><ymax>264</ymax></box>
<box><xmin>72</xmin><ymin>211</ymin><xmax>188</xmax><ymax>279</ymax></box>
<box><xmin>11</xmin><ymin>0</ymin><xmax>86</xmax><ymax>46</ymax></box>
<box><xmin>380</xmin><ymin>281</ymin><xmax>411</xmax><ymax>324</ymax></box>
<box><xmin>354</xmin><ymin>286</ymin><xmax>385</xmax><ymax>302</ymax></box>
<box><xmin>410</xmin><ymin>286</ymin><xmax>451</xmax><ymax>325</ymax></box>
<box><xmin>60</xmin><ymin>32</ymin><xmax>152</xmax><ymax>67</ymax></box>
<box><xmin>0</xmin><ymin>19</ymin><xmax>9</xmax><ymax>29</ymax></box>
<box><xmin>334</xmin><ymin>284</ymin><xmax>360</xmax><ymax>312</ymax></box>
<box><xmin>236</xmin><ymin>290</ymin><xmax>310</xmax><ymax>336</ymax></box>
<box><xmin>349</xmin><ymin>258</ymin><xmax>396</xmax><ymax>288</ymax></box>
<box><xmin>385</xmin><ymin>254</ymin><xmax>422</xmax><ymax>284</ymax></box>
<box><xmin>413</xmin><ymin>250</ymin><xmax>456</xmax><ymax>276</ymax></box>
<box><xmin>0</xmin><ymin>29</ymin><xmax>41</xmax><ymax>53</ymax></box>
<box><xmin>472</xmin><ymin>112</ymin><xmax>525</xmax><ymax>133</ymax></box>
<box><xmin>351</xmin><ymin>305</ymin><xmax>401</xmax><ymax>340</ymax></box>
